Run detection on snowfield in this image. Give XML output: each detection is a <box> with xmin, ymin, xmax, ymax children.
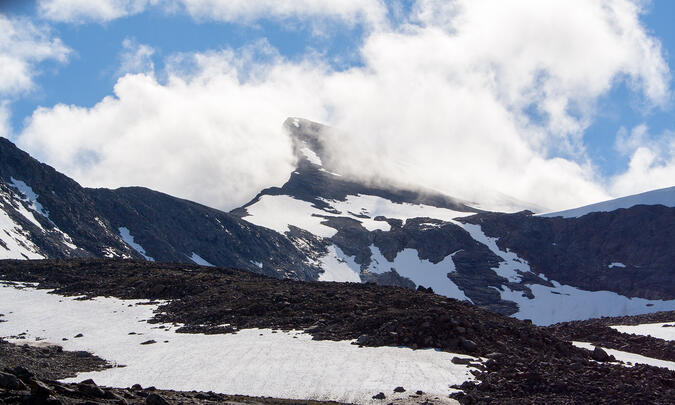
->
<box><xmin>0</xmin><ymin>283</ymin><xmax>476</xmax><ymax>404</ymax></box>
<box><xmin>572</xmin><ymin>342</ymin><xmax>675</xmax><ymax>371</ymax></box>
<box><xmin>610</xmin><ymin>322</ymin><xmax>675</xmax><ymax>342</ymax></box>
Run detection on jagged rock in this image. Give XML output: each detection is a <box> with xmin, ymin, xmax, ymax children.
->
<box><xmin>591</xmin><ymin>346</ymin><xmax>613</xmax><ymax>362</ymax></box>
<box><xmin>372</xmin><ymin>392</ymin><xmax>386</xmax><ymax>400</ymax></box>
<box><xmin>393</xmin><ymin>386</ymin><xmax>405</xmax><ymax>392</ymax></box>
<box><xmin>0</xmin><ymin>371</ymin><xmax>23</xmax><ymax>390</ymax></box>
<box><xmin>140</xmin><ymin>340</ymin><xmax>157</xmax><ymax>345</ymax></box>
<box><xmin>77</xmin><ymin>379</ymin><xmax>106</xmax><ymax>398</ymax></box>
<box><xmin>145</xmin><ymin>393</ymin><xmax>170</xmax><ymax>405</ymax></box>
<box><xmin>28</xmin><ymin>378</ymin><xmax>53</xmax><ymax>397</ymax></box>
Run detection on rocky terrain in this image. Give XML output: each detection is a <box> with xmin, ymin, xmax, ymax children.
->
<box><xmin>0</xmin><ymin>259</ymin><xmax>673</xmax><ymax>404</ymax></box>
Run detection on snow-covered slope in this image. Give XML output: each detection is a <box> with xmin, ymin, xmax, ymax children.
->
<box><xmin>541</xmin><ymin>186</ymin><xmax>675</xmax><ymax>218</ymax></box>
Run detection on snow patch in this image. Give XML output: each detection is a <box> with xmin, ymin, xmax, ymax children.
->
<box><xmin>0</xmin><ymin>284</ymin><xmax>476</xmax><ymax>404</ymax></box>
<box><xmin>459</xmin><ymin>223</ymin><xmax>528</xmax><ymax>282</ymax></box>
<box><xmin>188</xmin><ymin>253</ymin><xmax>214</xmax><ymax>267</ymax></box>
<box><xmin>250</xmin><ymin>260</ymin><xmax>263</xmax><ymax>269</ymax></box>
<box><xmin>610</xmin><ymin>322</ymin><xmax>675</xmax><ymax>342</ymax></box>
<box><xmin>367</xmin><ymin>246</ymin><xmax>468</xmax><ymax>301</ymax></box>
<box><xmin>9</xmin><ymin>177</ymin><xmax>49</xmax><ymax>218</ymax></box>
<box><xmin>500</xmin><ymin>282</ymin><xmax>675</xmax><ymax>325</ymax></box>
<box><xmin>608</xmin><ymin>262</ymin><xmax>626</xmax><ymax>269</ymax></box>
<box><xmin>318</xmin><ymin>245</ymin><xmax>361</xmax><ymax>283</ymax></box>
<box><xmin>572</xmin><ymin>342</ymin><xmax>675</xmax><ymax>370</ymax></box>
<box><xmin>244</xmin><ymin>195</ymin><xmax>338</xmax><ymax>238</ymax></box>
<box><xmin>118</xmin><ymin>227</ymin><xmax>154</xmax><ymax>261</ymax></box>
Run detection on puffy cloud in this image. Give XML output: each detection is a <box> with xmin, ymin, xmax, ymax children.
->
<box><xmin>16</xmin><ymin>0</ymin><xmax>673</xmax><ymax>212</ymax></box>
<box><xmin>611</xmin><ymin>125</ymin><xmax>675</xmax><ymax>196</ymax></box>
<box><xmin>18</xmin><ymin>46</ymin><xmax>328</xmax><ymax>209</ymax></box>
<box><xmin>118</xmin><ymin>38</ymin><xmax>155</xmax><ymax>76</ymax></box>
<box><xmin>0</xmin><ymin>15</ymin><xmax>70</xmax><ymax>95</ymax></box>
<box><xmin>37</xmin><ymin>0</ymin><xmax>150</xmax><ymax>23</ymax></box>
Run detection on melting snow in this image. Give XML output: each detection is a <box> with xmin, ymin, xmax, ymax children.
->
<box><xmin>0</xmin><ymin>283</ymin><xmax>474</xmax><ymax>404</ymax></box>
<box><xmin>188</xmin><ymin>253</ymin><xmax>214</xmax><ymax>267</ymax></box>
<box><xmin>459</xmin><ymin>223</ymin><xmax>528</xmax><ymax>282</ymax></box>
<box><xmin>572</xmin><ymin>342</ymin><xmax>675</xmax><ymax>370</ymax></box>
<box><xmin>244</xmin><ymin>195</ymin><xmax>338</xmax><ymax>237</ymax></box>
<box><xmin>610</xmin><ymin>322</ymin><xmax>675</xmax><ymax>342</ymax></box>
<box><xmin>118</xmin><ymin>227</ymin><xmax>154</xmax><ymax>261</ymax></box>
<box><xmin>608</xmin><ymin>262</ymin><xmax>626</xmax><ymax>269</ymax></box>
<box><xmin>318</xmin><ymin>245</ymin><xmax>361</xmax><ymax>282</ymax></box>
<box><xmin>367</xmin><ymin>246</ymin><xmax>468</xmax><ymax>301</ymax></box>
<box><xmin>250</xmin><ymin>260</ymin><xmax>263</xmax><ymax>268</ymax></box>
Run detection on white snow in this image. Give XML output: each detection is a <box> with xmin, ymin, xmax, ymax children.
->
<box><xmin>0</xmin><ymin>283</ymin><xmax>475</xmax><ymax>404</ymax></box>
<box><xmin>0</xmin><ymin>194</ymin><xmax>44</xmax><ymax>259</ymax></box>
<box><xmin>250</xmin><ymin>260</ymin><xmax>263</xmax><ymax>268</ymax></box>
<box><xmin>610</xmin><ymin>322</ymin><xmax>675</xmax><ymax>342</ymax></box>
<box><xmin>608</xmin><ymin>262</ymin><xmax>626</xmax><ymax>269</ymax></box>
<box><xmin>245</xmin><ymin>195</ymin><xmax>338</xmax><ymax>238</ymax></box>
<box><xmin>9</xmin><ymin>177</ymin><xmax>49</xmax><ymax>218</ymax></box>
<box><xmin>317</xmin><ymin>245</ymin><xmax>361</xmax><ymax>282</ymax></box>
<box><xmin>541</xmin><ymin>186</ymin><xmax>675</xmax><ymax>218</ymax></box>
<box><xmin>300</xmin><ymin>146</ymin><xmax>322</xmax><ymax>166</ymax></box>
<box><xmin>572</xmin><ymin>342</ymin><xmax>675</xmax><ymax>370</ymax></box>
<box><xmin>325</xmin><ymin>195</ymin><xmax>474</xmax><ymax>232</ymax></box>
<box><xmin>244</xmin><ymin>194</ymin><xmax>475</xmax><ymax>238</ymax></box>
<box><xmin>367</xmin><ymin>246</ymin><xmax>469</xmax><ymax>301</ymax></box>
<box><xmin>292</xmin><ymin>118</ymin><xmax>300</xmax><ymax>128</ymax></box>
<box><xmin>500</xmin><ymin>282</ymin><xmax>675</xmax><ymax>325</ymax></box>
<box><xmin>118</xmin><ymin>227</ymin><xmax>154</xmax><ymax>261</ymax></box>
<box><xmin>188</xmin><ymin>253</ymin><xmax>214</xmax><ymax>267</ymax></box>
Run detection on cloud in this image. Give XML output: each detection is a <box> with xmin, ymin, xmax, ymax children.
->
<box><xmin>118</xmin><ymin>38</ymin><xmax>155</xmax><ymax>76</ymax></box>
<box><xmin>0</xmin><ymin>15</ymin><xmax>70</xmax><ymax>95</ymax></box>
<box><xmin>611</xmin><ymin>125</ymin><xmax>675</xmax><ymax>195</ymax></box>
<box><xmin>37</xmin><ymin>0</ymin><xmax>388</xmax><ymax>27</ymax></box>
<box><xmin>37</xmin><ymin>0</ymin><xmax>150</xmax><ymax>23</ymax></box>
<box><xmin>17</xmin><ymin>46</ymin><xmax>328</xmax><ymax>210</ymax></box>
<box><xmin>16</xmin><ymin>0</ymin><xmax>673</xmax><ymax>212</ymax></box>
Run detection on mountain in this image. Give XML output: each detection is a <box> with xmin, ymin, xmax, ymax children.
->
<box><xmin>0</xmin><ymin>118</ymin><xmax>673</xmax><ymax>325</ymax></box>
<box><xmin>0</xmin><ymin>137</ymin><xmax>319</xmax><ymax>280</ymax></box>
<box><xmin>234</xmin><ymin>118</ymin><xmax>675</xmax><ymax>324</ymax></box>
<box><xmin>540</xmin><ymin>186</ymin><xmax>675</xmax><ymax>218</ymax></box>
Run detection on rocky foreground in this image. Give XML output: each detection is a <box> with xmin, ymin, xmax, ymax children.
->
<box><xmin>0</xmin><ymin>259</ymin><xmax>674</xmax><ymax>404</ymax></box>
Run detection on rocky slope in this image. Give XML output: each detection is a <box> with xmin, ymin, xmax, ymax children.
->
<box><xmin>0</xmin><ymin>259</ymin><xmax>674</xmax><ymax>404</ymax></box>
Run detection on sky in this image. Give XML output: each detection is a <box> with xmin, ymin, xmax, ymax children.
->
<box><xmin>0</xmin><ymin>0</ymin><xmax>674</xmax><ymax>213</ymax></box>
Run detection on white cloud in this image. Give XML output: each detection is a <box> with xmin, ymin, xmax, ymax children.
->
<box><xmin>611</xmin><ymin>125</ymin><xmax>675</xmax><ymax>196</ymax></box>
<box><xmin>118</xmin><ymin>38</ymin><xmax>155</xmax><ymax>76</ymax></box>
<box><xmin>16</xmin><ymin>0</ymin><xmax>673</xmax><ymax>212</ymax></box>
<box><xmin>38</xmin><ymin>0</ymin><xmax>150</xmax><ymax>23</ymax></box>
<box><xmin>37</xmin><ymin>0</ymin><xmax>388</xmax><ymax>27</ymax></box>
<box><xmin>0</xmin><ymin>102</ymin><xmax>11</xmax><ymax>139</ymax></box>
<box><xmin>0</xmin><ymin>15</ymin><xmax>70</xmax><ymax>95</ymax></box>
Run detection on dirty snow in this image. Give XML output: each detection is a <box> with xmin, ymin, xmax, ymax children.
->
<box><xmin>118</xmin><ymin>227</ymin><xmax>154</xmax><ymax>261</ymax></box>
<box><xmin>0</xmin><ymin>283</ymin><xmax>474</xmax><ymax>404</ymax></box>
<box><xmin>572</xmin><ymin>342</ymin><xmax>675</xmax><ymax>370</ymax></box>
<box><xmin>188</xmin><ymin>253</ymin><xmax>214</xmax><ymax>267</ymax></box>
<box><xmin>610</xmin><ymin>322</ymin><xmax>675</xmax><ymax>342</ymax></box>
<box><xmin>317</xmin><ymin>245</ymin><xmax>361</xmax><ymax>282</ymax></box>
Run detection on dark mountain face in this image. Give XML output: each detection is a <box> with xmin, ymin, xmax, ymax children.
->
<box><xmin>0</xmin><ymin>137</ymin><xmax>320</xmax><ymax>280</ymax></box>
<box><xmin>0</xmin><ymin>118</ymin><xmax>673</xmax><ymax>324</ymax></box>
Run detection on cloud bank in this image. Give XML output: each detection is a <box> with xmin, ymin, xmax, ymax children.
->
<box><xmin>16</xmin><ymin>0</ymin><xmax>675</xmax><ymax>212</ymax></box>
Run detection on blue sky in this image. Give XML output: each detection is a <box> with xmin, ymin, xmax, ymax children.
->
<box><xmin>0</xmin><ymin>0</ymin><xmax>674</xmax><ymax>212</ymax></box>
